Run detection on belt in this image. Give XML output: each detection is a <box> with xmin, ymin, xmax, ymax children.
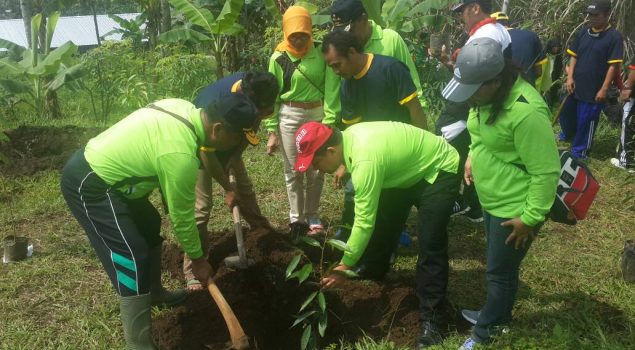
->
<box><xmin>282</xmin><ymin>101</ymin><xmax>323</xmax><ymax>109</ymax></box>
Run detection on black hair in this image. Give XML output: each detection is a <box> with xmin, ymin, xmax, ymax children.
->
<box><xmin>322</xmin><ymin>30</ymin><xmax>364</xmax><ymax>57</ymax></box>
<box><xmin>480</xmin><ymin>59</ymin><xmax>520</xmax><ymax>125</ymax></box>
<box><xmin>241</xmin><ymin>71</ymin><xmax>278</xmax><ymax>109</ymax></box>
<box><xmin>314</xmin><ymin>127</ymin><xmax>343</xmax><ymax>158</ymax></box>
<box><xmin>203</xmin><ymin>103</ymin><xmax>237</xmax><ymax>132</ymax></box>
<box><xmin>473</xmin><ymin>0</ymin><xmax>492</xmax><ymax>14</ymax></box>
<box><xmin>545</xmin><ymin>38</ymin><xmax>562</xmax><ymax>52</ymax></box>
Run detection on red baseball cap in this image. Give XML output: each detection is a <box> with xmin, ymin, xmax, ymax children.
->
<box><xmin>294</xmin><ymin>121</ymin><xmax>333</xmax><ymax>172</ymax></box>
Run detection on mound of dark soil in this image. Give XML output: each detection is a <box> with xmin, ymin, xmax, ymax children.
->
<box><xmin>0</xmin><ymin>126</ymin><xmax>103</xmax><ymax>176</ymax></box>
<box><xmin>155</xmin><ymin>228</ymin><xmax>469</xmax><ymax>350</ymax></box>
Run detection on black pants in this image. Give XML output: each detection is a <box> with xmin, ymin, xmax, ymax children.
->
<box><xmin>61</xmin><ymin>150</ymin><xmax>163</xmax><ymax>296</ymax></box>
<box><xmin>356</xmin><ymin>171</ymin><xmax>460</xmax><ymax>320</ymax></box>
<box><xmin>449</xmin><ymin>128</ymin><xmax>481</xmax><ymax>213</ymax></box>
<box><xmin>616</xmin><ymin>98</ymin><xmax>635</xmax><ymax>169</ymax></box>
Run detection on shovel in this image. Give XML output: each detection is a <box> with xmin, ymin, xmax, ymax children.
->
<box><xmin>224</xmin><ymin>170</ymin><xmax>254</xmax><ymax>270</ymax></box>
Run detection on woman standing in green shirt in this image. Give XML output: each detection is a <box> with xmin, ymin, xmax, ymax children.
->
<box><xmin>442</xmin><ymin>38</ymin><xmax>560</xmax><ymax>349</ymax></box>
<box><xmin>265</xmin><ymin>6</ymin><xmax>330</xmax><ymax>237</ymax></box>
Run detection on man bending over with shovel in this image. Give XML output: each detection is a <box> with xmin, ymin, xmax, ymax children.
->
<box><xmin>61</xmin><ymin>95</ymin><xmax>260</xmax><ymax>349</ymax></box>
<box><xmin>185</xmin><ymin>71</ymin><xmax>279</xmax><ymax>291</ymax></box>
<box><xmin>294</xmin><ymin>121</ymin><xmax>460</xmax><ymax>348</ymax></box>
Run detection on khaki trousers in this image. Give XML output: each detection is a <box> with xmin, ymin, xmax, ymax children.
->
<box><xmin>183</xmin><ymin>155</ymin><xmax>269</xmax><ymax>281</ymax></box>
<box><xmin>278</xmin><ymin>104</ymin><xmax>325</xmax><ymax>223</ymax></box>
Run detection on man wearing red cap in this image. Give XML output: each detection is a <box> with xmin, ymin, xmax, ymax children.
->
<box><xmin>294</xmin><ymin>121</ymin><xmax>459</xmax><ymax>348</ymax></box>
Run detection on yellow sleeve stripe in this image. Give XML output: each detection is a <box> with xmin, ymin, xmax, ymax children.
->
<box><xmin>342</xmin><ymin>116</ymin><xmax>362</xmax><ymax>125</ymax></box>
<box><xmin>566</xmin><ymin>49</ymin><xmax>577</xmax><ymax>57</ymax></box>
<box><xmin>399</xmin><ymin>92</ymin><xmax>418</xmax><ymax>105</ymax></box>
<box><xmin>535</xmin><ymin>58</ymin><xmax>548</xmax><ymax>66</ymax></box>
<box><xmin>607</xmin><ymin>59</ymin><xmax>623</xmax><ymax>64</ymax></box>
<box><xmin>200</xmin><ymin>146</ymin><xmax>216</xmax><ymax>152</ymax></box>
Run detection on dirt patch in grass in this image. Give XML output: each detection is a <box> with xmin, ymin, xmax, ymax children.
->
<box><xmin>154</xmin><ymin>229</ymin><xmax>470</xmax><ymax>349</ymax></box>
<box><xmin>0</xmin><ymin>126</ymin><xmax>103</xmax><ymax>177</ymax></box>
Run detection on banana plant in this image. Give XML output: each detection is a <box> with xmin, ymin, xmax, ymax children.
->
<box><xmin>0</xmin><ymin>12</ymin><xmax>85</xmax><ymax>118</ymax></box>
<box><xmin>160</xmin><ymin>0</ymin><xmax>245</xmax><ymax>78</ymax></box>
<box><xmin>362</xmin><ymin>0</ymin><xmax>455</xmax><ymax>33</ymax></box>
<box><xmin>102</xmin><ymin>13</ymin><xmax>148</xmax><ymax>46</ymax></box>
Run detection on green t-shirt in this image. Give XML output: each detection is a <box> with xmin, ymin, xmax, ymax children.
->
<box><xmin>323</xmin><ymin>20</ymin><xmax>426</xmax><ymax>125</ymax></box>
<box><xmin>84</xmin><ymin>99</ymin><xmax>205</xmax><ymax>259</ymax></box>
<box><xmin>467</xmin><ymin>78</ymin><xmax>560</xmax><ymax>227</ymax></box>
<box><xmin>341</xmin><ymin>122</ymin><xmax>459</xmax><ymax>266</ymax></box>
<box><xmin>266</xmin><ymin>45</ymin><xmax>335</xmax><ymax>131</ymax></box>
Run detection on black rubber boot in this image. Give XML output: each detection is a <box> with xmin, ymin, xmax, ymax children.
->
<box><xmin>120</xmin><ymin>294</ymin><xmax>157</xmax><ymax>350</ymax></box>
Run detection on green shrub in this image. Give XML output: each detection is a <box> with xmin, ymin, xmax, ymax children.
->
<box><xmin>80</xmin><ymin>40</ymin><xmax>153</xmax><ymax>123</ymax></box>
<box><xmin>154</xmin><ymin>53</ymin><xmax>216</xmax><ymax>100</ymax></box>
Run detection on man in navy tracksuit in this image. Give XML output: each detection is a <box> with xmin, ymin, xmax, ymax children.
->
<box><xmin>559</xmin><ymin>0</ymin><xmax>623</xmax><ymax>159</ymax></box>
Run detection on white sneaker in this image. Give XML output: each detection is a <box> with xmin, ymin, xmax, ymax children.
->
<box><xmin>610</xmin><ymin>158</ymin><xmax>635</xmax><ymax>173</ymax></box>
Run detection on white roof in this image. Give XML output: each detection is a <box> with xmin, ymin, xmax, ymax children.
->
<box><xmin>0</xmin><ymin>13</ymin><xmax>141</xmax><ymax>49</ymax></box>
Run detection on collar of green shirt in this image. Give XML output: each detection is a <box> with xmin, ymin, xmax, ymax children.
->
<box><xmin>476</xmin><ymin>77</ymin><xmax>526</xmax><ymax>115</ymax></box>
<box><xmin>190</xmin><ymin>107</ymin><xmax>208</xmax><ymax>147</ymax></box>
<box><xmin>367</xmin><ymin>20</ymin><xmax>383</xmax><ymax>47</ymax></box>
<box><xmin>501</xmin><ymin>77</ymin><xmax>527</xmax><ymax>110</ymax></box>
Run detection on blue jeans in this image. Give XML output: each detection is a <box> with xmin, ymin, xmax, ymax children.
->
<box><xmin>559</xmin><ymin>96</ymin><xmax>604</xmax><ymax>159</ymax></box>
<box><xmin>472</xmin><ymin>212</ymin><xmax>539</xmax><ymax>343</ymax></box>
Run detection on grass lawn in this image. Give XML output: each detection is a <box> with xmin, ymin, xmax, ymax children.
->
<box><xmin>0</xmin><ymin>114</ymin><xmax>633</xmax><ymax>349</ymax></box>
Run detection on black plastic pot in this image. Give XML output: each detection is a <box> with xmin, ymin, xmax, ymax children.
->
<box><xmin>3</xmin><ymin>235</ymin><xmax>28</xmax><ymax>262</ymax></box>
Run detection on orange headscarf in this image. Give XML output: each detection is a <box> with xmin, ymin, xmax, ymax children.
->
<box><xmin>276</xmin><ymin>6</ymin><xmax>313</xmax><ymax>59</ymax></box>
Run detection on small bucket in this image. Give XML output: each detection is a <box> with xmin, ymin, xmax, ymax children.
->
<box><xmin>429</xmin><ymin>33</ymin><xmax>450</xmax><ymax>56</ymax></box>
<box><xmin>3</xmin><ymin>235</ymin><xmax>28</xmax><ymax>262</ymax></box>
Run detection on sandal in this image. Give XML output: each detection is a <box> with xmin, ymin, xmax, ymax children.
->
<box><xmin>307</xmin><ymin>219</ymin><xmax>324</xmax><ymax>236</ymax></box>
<box><xmin>186</xmin><ymin>279</ymin><xmax>203</xmax><ymax>291</ymax></box>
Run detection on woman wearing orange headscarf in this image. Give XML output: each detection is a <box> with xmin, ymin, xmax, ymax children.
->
<box><xmin>265</xmin><ymin>6</ymin><xmax>332</xmax><ymax>238</ymax></box>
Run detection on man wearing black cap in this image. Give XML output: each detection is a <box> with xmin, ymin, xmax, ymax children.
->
<box><xmin>559</xmin><ymin>0</ymin><xmax>623</xmax><ymax>159</ymax></box>
<box><xmin>60</xmin><ymin>95</ymin><xmax>260</xmax><ymax>349</ymax></box>
<box><xmin>324</xmin><ymin>0</ymin><xmax>426</xmax><ymax>125</ymax></box>
<box><xmin>184</xmin><ymin>71</ymin><xmax>278</xmax><ymax>291</ymax></box>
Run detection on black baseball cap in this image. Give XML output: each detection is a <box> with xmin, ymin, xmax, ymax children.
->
<box><xmin>452</xmin><ymin>0</ymin><xmax>490</xmax><ymax>12</ymax></box>
<box><xmin>330</xmin><ymin>0</ymin><xmax>366</xmax><ymax>31</ymax></box>
<box><xmin>586</xmin><ymin>0</ymin><xmax>611</xmax><ymax>14</ymax></box>
<box><xmin>207</xmin><ymin>93</ymin><xmax>260</xmax><ymax>145</ymax></box>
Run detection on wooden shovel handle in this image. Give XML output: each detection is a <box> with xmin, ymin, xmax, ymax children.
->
<box><xmin>207</xmin><ymin>278</ymin><xmax>250</xmax><ymax>349</ymax></box>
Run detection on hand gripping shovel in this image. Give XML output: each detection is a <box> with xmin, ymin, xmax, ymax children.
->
<box><xmin>223</xmin><ymin>170</ymin><xmax>254</xmax><ymax>270</ymax></box>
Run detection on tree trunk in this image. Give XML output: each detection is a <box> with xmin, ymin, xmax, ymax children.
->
<box><xmin>145</xmin><ymin>0</ymin><xmax>161</xmax><ymax>48</ymax></box>
<box><xmin>214</xmin><ymin>47</ymin><xmax>224</xmax><ymax>79</ymax></box>
<box><xmin>45</xmin><ymin>89</ymin><xmax>62</xmax><ymax>119</ymax></box>
<box><xmin>160</xmin><ymin>0</ymin><xmax>171</xmax><ymax>33</ymax></box>
<box><xmin>38</xmin><ymin>14</ymin><xmax>47</xmax><ymax>54</ymax></box>
<box><xmin>91</xmin><ymin>4</ymin><xmax>101</xmax><ymax>46</ymax></box>
<box><xmin>19</xmin><ymin>0</ymin><xmax>32</xmax><ymax>48</ymax></box>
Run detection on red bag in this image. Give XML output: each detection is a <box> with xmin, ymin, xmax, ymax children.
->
<box><xmin>550</xmin><ymin>151</ymin><xmax>600</xmax><ymax>224</ymax></box>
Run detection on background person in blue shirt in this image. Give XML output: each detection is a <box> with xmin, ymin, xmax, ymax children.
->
<box><xmin>321</xmin><ymin>30</ymin><xmax>428</xmax><ymax>279</ymax></box>
<box><xmin>185</xmin><ymin>71</ymin><xmax>278</xmax><ymax>291</ymax></box>
<box><xmin>559</xmin><ymin>0</ymin><xmax>624</xmax><ymax>159</ymax></box>
<box><xmin>490</xmin><ymin>11</ymin><xmax>546</xmax><ymax>86</ymax></box>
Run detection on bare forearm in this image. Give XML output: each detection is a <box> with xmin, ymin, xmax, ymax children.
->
<box><xmin>601</xmin><ymin>64</ymin><xmax>619</xmax><ymax>90</ymax></box>
<box><xmin>406</xmin><ymin>99</ymin><xmax>428</xmax><ymax>130</ymax></box>
<box><xmin>567</xmin><ymin>57</ymin><xmax>577</xmax><ymax>80</ymax></box>
<box><xmin>200</xmin><ymin>151</ymin><xmax>231</xmax><ymax>191</ymax></box>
